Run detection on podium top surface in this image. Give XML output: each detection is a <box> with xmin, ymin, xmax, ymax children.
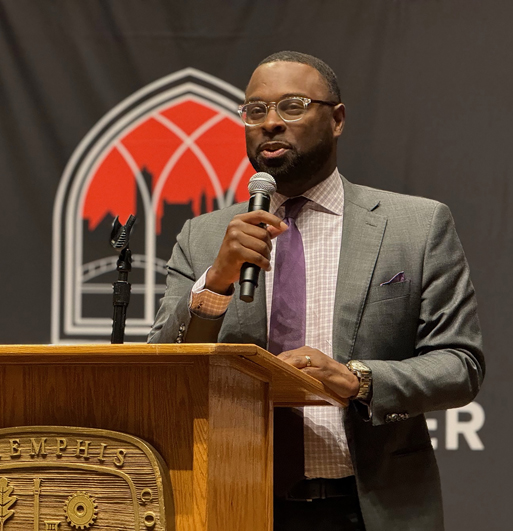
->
<box><xmin>0</xmin><ymin>343</ymin><xmax>347</xmax><ymax>408</ymax></box>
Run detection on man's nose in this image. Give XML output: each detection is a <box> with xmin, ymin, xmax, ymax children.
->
<box><xmin>261</xmin><ymin>106</ymin><xmax>286</xmax><ymax>132</ymax></box>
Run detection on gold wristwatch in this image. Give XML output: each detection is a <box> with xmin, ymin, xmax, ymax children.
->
<box><xmin>346</xmin><ymin>360</ymin><xmax>372</xmax><ymax>401</ymax></box>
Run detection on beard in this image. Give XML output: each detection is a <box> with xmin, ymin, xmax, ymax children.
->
<box><xmin>248</xmin><ymin>133</ymin><xmax>334</xmax><ymax>194</ymax></box>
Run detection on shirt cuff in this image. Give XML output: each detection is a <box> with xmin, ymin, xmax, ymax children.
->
<box><xmin>189</xmin><ymin>268</ymin><xmax>234</xmax><ymax>319</ymax></box>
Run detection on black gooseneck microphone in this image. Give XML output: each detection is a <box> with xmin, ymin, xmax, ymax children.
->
<box><xmin>239</xmin><ymin>172</ymin><xmax>277</xmax><ymax>303</ymax></box>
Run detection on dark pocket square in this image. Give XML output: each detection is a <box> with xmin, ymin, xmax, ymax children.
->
<box><xmin>380</xmin><ymin>271</ymin><xmax>405</xmax><ymax>286</ymax></box>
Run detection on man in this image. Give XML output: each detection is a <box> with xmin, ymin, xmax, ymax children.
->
<box><xmin>149</xmin><ymin>51</ymin><xmax>484</xmax><ymax>531</ymax></box>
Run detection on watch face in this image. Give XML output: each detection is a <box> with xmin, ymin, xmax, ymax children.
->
<box><xmin>349</xmin><ymin>361</ymin><xmax>370</xmax><ymax>374</ymax></box>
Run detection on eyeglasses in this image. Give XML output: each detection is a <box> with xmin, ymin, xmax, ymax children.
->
<box><xmin>238</xmin><ymin>96</ymin><xmax>338</xmax><ymax>126</ymax></box>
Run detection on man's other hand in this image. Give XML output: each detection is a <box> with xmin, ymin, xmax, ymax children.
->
<box><xmin>278</xmin><ymin>346</ymin><xmax>360</xmax><ymax>399</ymax></box>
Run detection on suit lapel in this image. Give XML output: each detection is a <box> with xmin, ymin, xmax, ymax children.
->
<box><xmin>333</xmin><ymin>179</ymin><xmax>387</xmax><ymax>364</ymax></box>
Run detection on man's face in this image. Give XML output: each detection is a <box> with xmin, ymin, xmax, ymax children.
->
<box><xmin>244</xmin><ymin>61</ymin><xmax>345</xmax><ymax>196</ymax></box>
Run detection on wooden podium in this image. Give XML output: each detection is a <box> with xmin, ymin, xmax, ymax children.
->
<box><xmin>0</xmin><ymin>344</ymin><xmax>347</xmax><ymax>531</ymax></box>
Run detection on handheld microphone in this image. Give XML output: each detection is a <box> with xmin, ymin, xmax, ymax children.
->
<box><xmin>239</xmin><ymin>172</ymin><xmax>277</xmax><ymax>302</ymax></box>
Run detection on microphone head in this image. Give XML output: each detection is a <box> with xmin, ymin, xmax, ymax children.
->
<box><xmin>248</xmin><ymin>172</ymin><xmax>277</xmax><ymax>197</ymax></box>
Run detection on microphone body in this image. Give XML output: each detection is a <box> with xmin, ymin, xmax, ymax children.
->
<box><xmin>239</xmin><ymin>172</ymin><xmax>277</xmax><ymax>302</ymax></box>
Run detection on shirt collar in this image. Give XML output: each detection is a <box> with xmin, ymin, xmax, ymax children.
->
<box><xmin>270</xmin><ymin>168</ymin><xmax>344</xmax><ymax>216</ymax></box>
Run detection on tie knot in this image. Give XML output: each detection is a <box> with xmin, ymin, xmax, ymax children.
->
<box><xmin>283</xmin><ymin>196</ymin><xmax>309</xmax><ymax>221</ymax></box>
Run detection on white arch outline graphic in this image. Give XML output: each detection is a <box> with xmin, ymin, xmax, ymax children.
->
<box><xmin>52</xmin><ymin>69</ymin><xmax>247</xmax><ymax>343</ymax></box>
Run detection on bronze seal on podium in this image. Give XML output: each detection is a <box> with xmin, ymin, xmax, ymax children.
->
<box><xmin>0</xmin><ymin>426</ymin><xmax>173</xmax><ymax>530</ymax></box>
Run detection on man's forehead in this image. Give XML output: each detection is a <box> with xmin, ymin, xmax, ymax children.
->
<box><xmin>245</xmin><ymin>61</ymin><xmax>329</xmax><ymax>100</ymax></box>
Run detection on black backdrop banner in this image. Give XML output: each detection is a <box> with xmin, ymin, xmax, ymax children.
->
<box><xmin>1</xmin><ymin>1</ymin><xmax>511</xmax><ymax>529</ymax></box>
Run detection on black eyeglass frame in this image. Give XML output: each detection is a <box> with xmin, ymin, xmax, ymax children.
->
<box><xmin>238</xmin><ymin>96</ymin><xmax>338</xmax><ymax>126</ymax></box>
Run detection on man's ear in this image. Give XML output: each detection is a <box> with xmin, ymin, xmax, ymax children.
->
<box><xmin>332</xmin><ymin>103</ymin><xmax>345</xmax><ymax>138</ymax></box>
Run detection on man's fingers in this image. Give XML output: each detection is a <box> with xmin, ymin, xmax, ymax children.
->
<box><xmin>224</xmin><ymin>230</ymin><xmax>272</xmax><ymax>264</ymax></box>
<box><xmin>231</xmin><ymin>223</ymin><xmax>273</xmax><ymax>250</ymax></box>
<box><xmin>235</xmin><ymin>245</ymin><xmax>272</xmax><ymax>271</ymax></box>
<box><xmin>238</xmin><ymin>210</ymin><xmax>288</xmax><ymax>231</ymax></box>
<box><xmin>277</xmin><ymin>349</ymin><xmax>313</xmax><ymax>368</ymax></box>
<box><xmin>268</xmin><ymin>224</ymin><xmax>287</xmax><ymax>239</ymax></box>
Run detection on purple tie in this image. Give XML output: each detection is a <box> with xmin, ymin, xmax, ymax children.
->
<box><xmin>268</xmin><ymin>196</ymin><xmax>309</xmax><ymax>355</ymax></box>
<box><xmin>269</xmin><ymin>197</ymin><xmax>309</xmax><ymax>496</ymax></box>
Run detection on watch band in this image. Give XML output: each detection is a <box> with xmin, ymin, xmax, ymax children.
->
<box><xmin>346</xmin><ymin>360</ymin><xmax>372</xmax><ymax>401</ymax></box>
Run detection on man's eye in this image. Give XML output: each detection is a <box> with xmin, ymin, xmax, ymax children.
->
<box><xmin>247</xmin><ymin>105</ymin><xmax>266</xmax><ymax>117</ymax></box>
<box><xmin>280</xmin><ymin>101</ymin><xmax>304</xmax><ymax>114</ymax></box>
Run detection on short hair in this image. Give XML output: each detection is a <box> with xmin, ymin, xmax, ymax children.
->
<box><xmin>258</xmin><ymin>51</ymin><xmax>341</xmax><ymax>103</ymax></box>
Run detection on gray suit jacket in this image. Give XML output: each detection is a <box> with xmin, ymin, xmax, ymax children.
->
<box><xmin>149</xmin><ymin>177</ymin><xmax>485</xmax><ymax>531</ymax></box>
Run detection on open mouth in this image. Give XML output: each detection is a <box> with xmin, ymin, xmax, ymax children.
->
<box><xmin>259</xmin><ymin>142</ymin><xmax>291</xmax><ymax>159</ymax></box>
